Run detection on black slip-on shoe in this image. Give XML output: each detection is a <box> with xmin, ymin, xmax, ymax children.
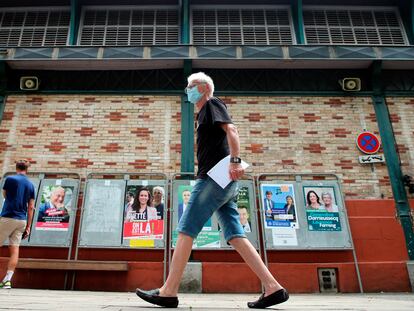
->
<box><xmin>135</xmin><ymin>288</ymin><xmax>179</xmax><ymax>308</ymax></box>
<box><xmin>247</xmin><ymin>288</ymin><xmax>289</xmax><ymax>309</ymax></box>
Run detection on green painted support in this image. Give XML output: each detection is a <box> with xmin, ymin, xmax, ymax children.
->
<box><xmin>371</xmin><ymin>61</ymin><xmax>414</xmax><ymax>260</ymax></box>
<box><xmin>69</xmin><ymin>0</ymin><xmax>81</xmax><ymax>45</ymax></box>
<box><xmin>291</xmin><ymin>0</ymin><xmax>305</xmax><ymax>44</ymax></box>
<box><xmin>181</xmin><ymin>0</ymin><xmax>190</xmax><ymax>44</ymax></box>
<box><xmin>180</xmin><ymin>60</ymin><xmax>194</xmax><ymax>173</ymax></box>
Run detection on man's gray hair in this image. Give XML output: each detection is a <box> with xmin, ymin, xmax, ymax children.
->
<box><xmin>321</xmin><ymin>192</ymin><xmax>332</xmax><ymax>199</ymax></box>
<box><xmin>153</xmin><ymin>186</ymin><xmax>164</xmax><ymax>196</ymax></box>
<box><xmin>187</xmin><ymin>72</ymin><xmax>214</xmax><ymax>97</ymax></box>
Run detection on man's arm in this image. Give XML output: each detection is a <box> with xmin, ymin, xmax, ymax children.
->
<box><xmin>2</xmin><ymin>189</ymin><xmax>6</xmax><ymax>198</ymax></box>
<box><xmin>24</xmin><ymin>199</ymin><xmax>35</xmax><ymax>237</ymax></box>
<box><xmin>220</xmin><ymin>123</ymin><xmax>245</xmax><ymax>180</ymax></box>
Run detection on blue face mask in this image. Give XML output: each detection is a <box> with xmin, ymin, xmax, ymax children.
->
<box><xmin>186</xmin><ymin>86</ymin><xmax>204</xmax><ymax>104</ymax></box>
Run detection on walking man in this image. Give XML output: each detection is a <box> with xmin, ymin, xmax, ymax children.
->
<box><xmin>0</xmin><ymin>160</ymin><xmax>35</xmax><ymax>289</ymax></box>
<box><xmin>136</xmin><ymin>72</ymin><xmax>288</xmax><ymax>308</ymax></box>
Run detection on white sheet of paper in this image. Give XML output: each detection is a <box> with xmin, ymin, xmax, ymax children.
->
<box><xmin>272</xmin><ymin>227</ymin><xmax>298</xmax><ymax>246</ymax></box>
<box><xmin>207</xmin><ymin>155</ymin><xmax>249</xmax><ymax>189</ymax></box>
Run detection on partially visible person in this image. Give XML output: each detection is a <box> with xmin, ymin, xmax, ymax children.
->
<box><xmin>306</xmin><ymin>190</ymin><xmax>324</xmax><ymax>211</ymax></box>
<box><xmin>321</xmin><ymin>192</ymin><xmax>339</xmax><ymax>212</ymax></box>
<box><xmin>177</xmin><ymin>189</ymin><xmax>191</xmax><ymax>222</ymax></box>
<box><xmin>37</xmin><ymin>186</ymin><xmax>69</xmax><ymax>223</ymax></box>
<box><xmin>125</xmin><ymin>188</ymin><xmax>157</xmax><ymax>222</ymax></box>
<box><xmin>237</xmin><ymin>206</ymin><xmax>251</xmax><ymax>233</ymax></box>
<box><xmin>284</xmin><ymin>195</ymin><xmax>296</xmax><ymax>221</ymax></box>
<box><xmin>152</xmin><ymin>186</ymin><xmax>165</xmax><ymax>220</ymax></box>
<box><xmin>0</xmin><ymin>160</ymin><xmax>35</xmax><ymax>289</ymax></box>
<box><xmin>136</xmin><ymin>72</ymin><xmax>288</xmax><ymax>309</ymax></box>
<box><xmin>263</xmin><ymin>190</ymin><xmax>276</xmax><ymax>219</ymax></box>
<box><xmin>124</xmin><ymin>192</ymin><xmax>134</xmax><ymax>214</ymax></box>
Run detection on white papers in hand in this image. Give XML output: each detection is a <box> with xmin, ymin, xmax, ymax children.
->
<box><xmin>207</xmin><ymin>155</ymin><xmax>249</xmax><ymax>189</ymax></box>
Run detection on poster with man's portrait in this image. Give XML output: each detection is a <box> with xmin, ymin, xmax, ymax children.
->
<box><xmin>173</xmin><ymin>185</ymin><xmax>218</xmax><ymax>248</ymax></box>
<box><xmin>123</xmin><ymin>185</ymin><xmax>165</xmax><ymax>240</ymax></box>
<box><xmin>236</xmin><ymin>186</ymin><xmax>252</xmax><ymax>233</ymax></box>
<box><xmin>35</xmin><ymin>185</ymin><xmax>74</xmax><ymax>231</ymax></box>
<box><xmin>261</xmin><ymin>184</ymin><xmax>298</xmax><ymax>229</ymax></box>
<box><xmin>303</xmin><ymin>186</ymin><xmax>341</xmax><ymax>231</ymax></box>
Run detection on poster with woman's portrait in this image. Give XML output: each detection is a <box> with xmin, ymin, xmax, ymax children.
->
<box><xmin>36</xmin><ymin>185</ymin><xmax>74</xmax><ymax>231</ymax></box>
<box><xmin>303</xmin><ymin>186</ymin><xmax>341</xmax><ymax>231</ymax></box>
<box><xmin>260</xmin><ymin>184</ymin><xmax>298</xmax><ymax>229</ymax></box>
<box><xmin>123</xmin><ymin>185</ymin><xmax>165</xmax><ymax>240</ymax></box>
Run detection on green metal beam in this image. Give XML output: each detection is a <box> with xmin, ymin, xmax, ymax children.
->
<box><xmin>371</xmin><ymin>61</ymin><xmax>414</xmax><ymax>260</ymax></box>
<box><xmin>180</xmin><ymin>59</ymin><xmax>194</xmax><ymax>173</ymax></box>
<box><xmin>291</xmin><ymin>0</ymin><xmax>305</xmax><ymax>44</ymax></box>
<box><xmin>69</xmin><ymin>0</ymin><xmax>81</xmax><ymax>45</ymax></box>
<box><xmin>180</xmin><ymin>0</ymin><xmax>190</xmax><ymax>44</ymax></box>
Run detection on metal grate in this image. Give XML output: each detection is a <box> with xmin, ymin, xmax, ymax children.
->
<box><xmin>0</xmin><ymin>10</ymin><xmax>70</xmax><ymax>47</ymax></box>
<box><xmin>303</xmin><ymin>7</ymin><xmax>408</xmax><ymax>45</ymax></box>
<box><xmin>192</xmin><ymin>8</ymin><xmax>294</xmax><ymax>45</ymax></box>
<box><xmin>79</xmin><ymin>8</ymin><xmax>179</xmax><ymax>46</ymax></box>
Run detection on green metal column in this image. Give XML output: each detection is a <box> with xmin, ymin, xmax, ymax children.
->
<box><xmin>180</xmin><ymin>1</ymin><xmax>193</xmax><ymax>173</ymax></box>
<box><xmin>69</xmin><ymin>0</ymin><xmax>81</xmax><ymax>45</ymax></box>
<box><xmin>181</xmin><ymin>60</ymin><xmax>194</xmax><ymax>173</ymax></box>
<box><xmin>371</xmin><ymin>61</ymin><xmax>414</xmax><ymax>260</ymax></box>
<box><xmin>291</xmin><ymin>0</ymin><xmax>305</xmax><ymax>44</ymax></box>
<box><xmin>181</xmin><ymin>0</ymin><xmax>190</xmax><ymax>44</ymax></box>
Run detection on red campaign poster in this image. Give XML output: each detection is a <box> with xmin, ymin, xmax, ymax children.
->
<box><xmin>123</xmin><ymin>219</ymin><xmax>164</xmax><ymax>240</ymax></box>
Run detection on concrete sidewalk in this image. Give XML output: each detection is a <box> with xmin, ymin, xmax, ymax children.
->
<box><xmin>0</xmin><ymin>289</ymin><xmax>413</xmax><ymax>310</ymax></box>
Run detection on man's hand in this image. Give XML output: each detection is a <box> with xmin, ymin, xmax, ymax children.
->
<box><xmin>22</xmin><ymin>227</ymin><xmax>30</xmax><ymax>239</ymax></box>
<box><xmin>229</xmin><ymin>163</ymin><xmax>244</xmax><ymax>181</ymax></box>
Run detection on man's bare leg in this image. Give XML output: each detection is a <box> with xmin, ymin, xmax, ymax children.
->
<box><xmin>7</xmin><ymin>246</ymin><xmax>19</xmax><ymax>272</ymax></box>
<box><xmin>230</xmin><ymin>237</ymin><xmax>283</xmax><ymax>296</ymax></box>
<box><xmin>159</xmin><ymin>233</ymin><xmax>193</xmax><ymax>297</ymax></box>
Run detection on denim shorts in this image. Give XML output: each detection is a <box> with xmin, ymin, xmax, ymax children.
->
<box><xmin>177</xmin><ymin>177</ymin><xmax>246</xmax><ymax>242</ymax></box>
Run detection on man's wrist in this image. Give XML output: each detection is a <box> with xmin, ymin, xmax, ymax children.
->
<box><xmin>230</xmin><ymin>156</ymin><xmax>241</xmax><ymax>164</ymax></box>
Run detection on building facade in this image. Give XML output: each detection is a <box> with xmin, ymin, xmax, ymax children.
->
<box><xmin>0</xmin><ymin>0</ymin><xmax>413</xmax><ymax>293</ymax></box>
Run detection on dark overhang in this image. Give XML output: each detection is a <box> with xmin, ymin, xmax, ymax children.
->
<box><xmin>2</xmin><ymin>45</ymin><xmax>414</xmax><ymax>71</ymax></box>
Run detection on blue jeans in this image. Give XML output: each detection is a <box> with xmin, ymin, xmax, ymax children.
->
<box><xmin>177</xmin><ymin>177</ymin><xmax>246</xmax><ymax>242</ymax></box>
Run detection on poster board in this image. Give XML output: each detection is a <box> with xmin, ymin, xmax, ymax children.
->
<box><xmin>260</xmin><ymin>180</ymin><xmax>352</xmax><ymax>250</ymax></box>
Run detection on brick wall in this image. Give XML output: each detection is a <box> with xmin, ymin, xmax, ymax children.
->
<box><xmin>0</xmin><ymin>95</ymin><xmax>182</xmax><ymax>176</ymax></box>
<box><xmin>223</xmin><ymin>96</ymin><xmax>392</xmax><ymax>199</ymax></box>
<box><xmin>0</xmin><ymin>95</ymin><xmax>396</xmax><ymax>199</ymax></box>
<box><xmin>387</xmin><ymin>97</ymin><xmax>414</xmax><ymax>177</ymax></box>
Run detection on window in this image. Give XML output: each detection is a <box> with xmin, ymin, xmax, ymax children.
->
<box><xmin>303</xmin><ymin>7</ymin><xmax>408</xmax><ymax>45</ymax></box>
<box><xmin>192</xmin><ymin>7</ymin><xmax>294</xmax><ymax>45</ymax></box>
<box><xmin>0</xmin><ymin>9</ymin><xmax>70</xmax><ymax>47</ymax></box>
<box><xmin>79</xmin><ymin>7</ymin><xmax>179</xmax><ymax>46</ymax></box>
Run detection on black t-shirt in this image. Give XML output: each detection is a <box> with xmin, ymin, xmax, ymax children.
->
<box><xmin>196</xmin><ymin>97</ymin><xmax>232</xmax><ymax>179</ymax></box>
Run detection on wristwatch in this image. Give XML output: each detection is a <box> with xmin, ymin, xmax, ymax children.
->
<box><xmin>230</xmin><ymin>156</ymin><xmax>242</xmax><ymax>164</ymax></box>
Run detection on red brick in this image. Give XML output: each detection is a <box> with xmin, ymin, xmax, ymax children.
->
<box><xmin>2</xmin><ymin>112</ymin><xmax>14</xmax><ymax>121</ymax></box>
<box><xmin>128</xmin><ymin>159</ymin><xmax>150</xmax><ymax>169</ymax></box>
<box><xmin>244</xmin><ymin>113</ymin><xmax>265</xmax><ymax>122</ymax></box>
<box><xmin>47</xmin><ymin>161</ymin><xmax>60</xmax><ymax>165</ymax></box>
<box><xmin>299</xmin><ymin>113</ymin><xmax>321</xmax><ymax>122</ymax></box>
<box><xmin>75</xmin><ymin>127</ymin><xmax>97</xmax><ymax>136</ymax></box>
<box><xmin>50</xmin><ymin>112</ymin><xmax>71</xmax><ymax>121</ymax></box>
<box><xmin>70</xmin><ymin>158</ymin><xmax>94</xmax><ymax>168</ymax></box>
<box><xmin>246</xmin><ymin>143</ymin><xmax>265</xmax><ymax>153</ymax></box>
<box><xmin>101</xmin><ymin>143</ymin><xmax>123</xmax><ymax>153</ymax></box>
<box><xmin>105</xmin><ymin>112</ymin><xmax>127</xmax><ymax>121</ymax></box>
<box><xmin>44</xmin><ymin>142</ymin><xmax>66</xmax><ymax>153</ymax></box>
<box><xmin>303</xmin><ymin>143</ymin><xmax>326</xmax><ymax>153</ymax></box>
<box><xmin>131</xmin><ymin>128</ymin><xmax>153</xmax><ymax>137</ymax></box>
<box><xmin>328</xmin><ymin>128</ymin><xmax>352</xmax><ymax>137</ymax></box>
<box><xmin>20</xmin><ymin>127</ymin><xmax>42</xmax><ymax>136</ymax></box>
